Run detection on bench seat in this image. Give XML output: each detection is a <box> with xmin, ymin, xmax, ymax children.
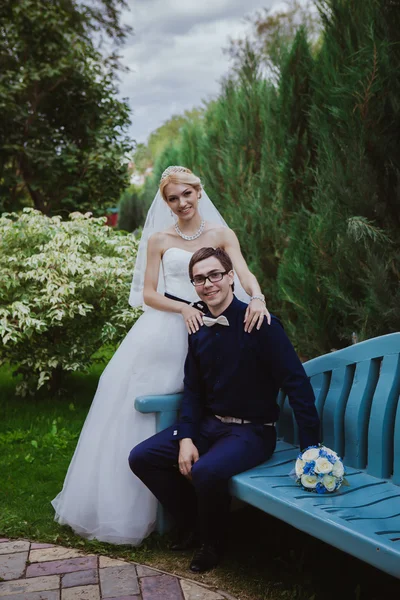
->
<box><xmin>230</xmin><ymin>440</ymin><xmax>400</xmax><ymax>579</ymax></box>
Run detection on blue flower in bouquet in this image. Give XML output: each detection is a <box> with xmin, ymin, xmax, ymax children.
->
<box><xmin>315</xmin><ymin>482</ymin><xmax>327</xmax><ymax>494</ymax></box>
<box><xmin>294</xmin><ymin>445</ymin><xmax>345</xmax><ymax>493</ymax></box>
<box><xmin>303</xmin><ymin>460</ymin><xmax>316</xmax><ymax>475</ymax></box>
<box><xmin>319</xmin><ymin>448</ymin><xmax>337</xmax><ymax>464</ymax></box>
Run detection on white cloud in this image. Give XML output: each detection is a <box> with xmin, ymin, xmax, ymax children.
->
<box><xmin>117</xmin><ymin>0</ymin><xmax>276</xmax><ymax>143</ymax></box>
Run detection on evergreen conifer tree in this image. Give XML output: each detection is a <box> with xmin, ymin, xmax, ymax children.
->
<box><xmin>279</xmin><ymin>0</ymin><xmax>400</xmax><ymax>353</ymax></box>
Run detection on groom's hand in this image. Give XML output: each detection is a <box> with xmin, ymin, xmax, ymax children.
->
<box><xmin>178</xmin><ymin>438</ymin><xmax>199</xmax><ymax>478</ymax></box>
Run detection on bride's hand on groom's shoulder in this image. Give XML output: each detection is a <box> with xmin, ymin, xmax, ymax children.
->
<box><xmin>181</xmin><ymin>304</ymin><xmax>205</xmax><ymax>335</ymax></box>
<box><xmin>244</xmin><ymin>299</ymin><xmax>271</xmax><ymax>333</ymax></box>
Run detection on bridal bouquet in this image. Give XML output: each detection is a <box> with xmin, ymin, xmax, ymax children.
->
<box><xmin>294</xmin><ymin>445</ymin><xmax>345</xmax><ymax>493</ymax></box>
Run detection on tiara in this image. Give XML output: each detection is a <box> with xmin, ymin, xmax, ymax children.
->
<box><xmin>160</xmin><ymin>165</ymin><xmax>189</xmax><ymax>182</ymax></box>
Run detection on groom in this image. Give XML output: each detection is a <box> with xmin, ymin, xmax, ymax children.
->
<box><xmin>129</xmin><ymin>247</ymin><xmax>320</xmax><ymax>573</ymax></box>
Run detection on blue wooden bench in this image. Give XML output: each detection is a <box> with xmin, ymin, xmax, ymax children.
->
<box><xmin>135</xmin><ymin>333</ymin><xmax>400</xmax><ymax>579</ymax></box>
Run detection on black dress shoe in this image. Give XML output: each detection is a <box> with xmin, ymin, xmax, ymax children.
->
<box><xmin>189</xmin><ymin>543</ymin><xmax>220</xmax><ymax>573</ymax></box>
<box><xmin>170</xmin><ymin>529</ymin><xmax>199</xmax><ymax>551</ymax></box>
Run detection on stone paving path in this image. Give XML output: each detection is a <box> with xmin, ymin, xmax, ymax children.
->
<box><xmin>0</xmin><ymin>539</ymin><xmax>237</xmax><ymax>600</ymax></box>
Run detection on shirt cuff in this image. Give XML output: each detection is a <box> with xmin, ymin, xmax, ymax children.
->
<box><xmin>172</xmin><ymin>423</ymin><xmax>195</xmax><ymax>441</ymax></box>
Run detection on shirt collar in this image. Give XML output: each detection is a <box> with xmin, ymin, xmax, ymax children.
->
<box><xmin>204</xmin><ymin>295</ymin><xmax>241</xmax><ymax>320</ymax></box>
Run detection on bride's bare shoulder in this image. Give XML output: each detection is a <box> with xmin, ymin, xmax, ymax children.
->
<box><xmin>148</xmin><ymin>231</ymin><xmax>167</xmax><ymax>250</ymax></box>
<box><xmin>205</xmin><ymin>223</ymin><xmax>235</xmax><ymax>243</ymax></box>
<box><xmin>148</xmin><ymin>228</ymin><xmax>176</xmax><ymax>252</ymax></box>
<box><xmin>206</xmin><ymin>222</ymin><xmax>225</xmax><ymax>234</ymax></box>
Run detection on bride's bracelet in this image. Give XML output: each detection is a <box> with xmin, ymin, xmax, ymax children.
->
<box><xmin>250</xmin><ymin>294</ymin><xmax>266</xmax><ymax>304</ymax></box>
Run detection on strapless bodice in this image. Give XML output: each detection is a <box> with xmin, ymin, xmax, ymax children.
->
<box><xmin>162</xmin><ymin>247</ymin><xmax>199</xmax><ymax>303</ymax></box>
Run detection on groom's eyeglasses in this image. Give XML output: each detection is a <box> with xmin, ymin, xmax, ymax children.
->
<box><xmin>191</xmin><ymin>271</ymin><xmax>228</xmax><ymax>287</ymax></box>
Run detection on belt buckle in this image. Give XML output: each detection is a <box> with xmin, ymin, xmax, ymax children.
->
<box><xmin>216</xmin><ymin>415</ymin><xmax>243</xmax><ymax>425</ymax></box>
<box><xmin>227</xmin><ymin>416</ymin><xmax>239</xmax><ymax>424</ymax></box>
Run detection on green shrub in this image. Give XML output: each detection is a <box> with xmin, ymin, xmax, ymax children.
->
<box><xmin>117</xmin><ymin>185</ymin><xmax>149</xmax><ymax>232</ymax></box>
<box><xmin>0</xmin><ymin>209</ymin><xmax>141</xmax><ymax>395</ymax></box>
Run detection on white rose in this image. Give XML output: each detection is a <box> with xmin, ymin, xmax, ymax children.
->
<box><xmin>295</xmin><ymin>459</ymin><xmax>305</xmax><ymax>478</ymax></box>
<box><xmin>314</xmin><ymin>457</ymin><xmax>333</xmax><ymax>474</ymax></box>
<box><xmin>322</xmin><ymin>474</ymin><xmax>337</xmax><ymax>492</ymax></box>
<box><xmin>301</xmin><ymin>474</ymin><xmax>318</xmax><ymax>489</ymax></box>
<box><xmin>301</xmin><ymin>448</ymin><xmax>320</xmax><ymax>461</ymax></box>
<box><xmin>332</xmin><ymin>460</ymin><xmax>344</xmax><ymax>478</ymax></box>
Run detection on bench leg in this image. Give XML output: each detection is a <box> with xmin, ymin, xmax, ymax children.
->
<box><xmin>156</xmin><ymin>504</ymin><xmax>174</xmax><ymax>534</ymax></box>
<box><xmin>154</xmin><ymin>409</ymin><xmax>179</xmax><ymax>534</ymax></box>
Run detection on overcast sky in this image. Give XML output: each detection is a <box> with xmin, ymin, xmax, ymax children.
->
<box><xmin>118</xmin><ymin>0</ymin><xmax>280</xmax><ymax>144</ymax></box>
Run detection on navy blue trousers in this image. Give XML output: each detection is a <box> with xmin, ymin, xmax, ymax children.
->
<box><xmin>129</xmin><ymin>416</ymin><xmax>276</xmax><ymax>544</ymax></box>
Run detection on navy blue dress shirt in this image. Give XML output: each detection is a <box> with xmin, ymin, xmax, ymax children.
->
<box><xmin>175</xmin><ymin>296</ymin><xmax>320</xmax><ymax>450</ymax></box>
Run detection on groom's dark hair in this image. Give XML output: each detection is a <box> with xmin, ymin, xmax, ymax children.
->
<box><xmin>189</xmin><ymin>247</ymin><xmax>234</xmax><ymax>291</ymax></box>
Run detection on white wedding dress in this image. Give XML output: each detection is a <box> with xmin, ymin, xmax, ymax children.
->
<box><xmin>52</xmin><ymin>247</ymin><xmax>200</xmax><ymax>545</ymax></box>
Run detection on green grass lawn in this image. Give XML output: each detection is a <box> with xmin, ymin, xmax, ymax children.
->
<box><xmin>0</xmin><ymin>360</ymin><xmax>399</xmax><ymax>600</ymax></box>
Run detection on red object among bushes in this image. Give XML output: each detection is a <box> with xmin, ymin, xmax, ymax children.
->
<box><xmin>105</xmin><ymin>208</ymin><xmax>118</xmax><ymax>227</ymax></box>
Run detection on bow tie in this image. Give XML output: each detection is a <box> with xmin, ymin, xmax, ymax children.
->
<box><xmin>203</xmin><ymin>315</ymin><xmax>229</xmax><ymax>327</ymax></box>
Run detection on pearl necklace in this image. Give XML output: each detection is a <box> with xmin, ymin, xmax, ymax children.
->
<box><xmin>174</xmin><ymin>219</ymin><xmax>205</xmax><ymax>241</ymax></box>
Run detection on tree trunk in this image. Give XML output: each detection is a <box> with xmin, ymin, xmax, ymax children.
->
<box><xmin>49</xmin><ymin>366</ymin><xmax>64</xmax><ymax>395</ymax></box>
<box><xmin>18</xmin><ymin>155</ymin><xmax>50</xmax><ymax>214</ymax></box>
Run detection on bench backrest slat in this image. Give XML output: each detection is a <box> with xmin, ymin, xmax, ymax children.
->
<box><xmin>313</xmin><ymin>371</ymin><xmax>332</xmax><ymax>415</ymax></box>
<box><xmin>320</xmin><ymin>365</ymin><xmax>355</xmax><ymax>456</ymax></box>
<box><xmin>367</xmin><ymin>353</ymin><xmax>400</xmax><ymax>479</ymax></box>
<box><xmin>276</xmin><ymin>390</ymin><xmax>295</xmax><ymax>442</ymax></box>
<box><xmin>394</xmin><ymin>394</ymin><xmax>400</xmax><ymax>485</ymax></box>
<box><xmin>344</xmin><ymin>358</ymin><xmax>381</xmax><ymax>469</ymax></box>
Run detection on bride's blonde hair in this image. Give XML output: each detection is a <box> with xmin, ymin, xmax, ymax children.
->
<box><xmin>159</xmin><ymin>166</ymin><xmax>202</xmax><ymax>201</ymax></box>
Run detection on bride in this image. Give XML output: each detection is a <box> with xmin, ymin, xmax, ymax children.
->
<box><xmin>52</xmin><ymin>166</ymin><xmax>270</xmax><ymax>545</ymax></box>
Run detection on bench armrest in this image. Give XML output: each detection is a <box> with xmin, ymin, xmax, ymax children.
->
<box><xmin>135</xmin><ymin>393</ymin><xmax>183</xmax><ymax>413</ymax></box>
<box><xmin>135</xmin><ymin>393</ymin><xmax>184</xmax><ymax>432</ymax></box>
